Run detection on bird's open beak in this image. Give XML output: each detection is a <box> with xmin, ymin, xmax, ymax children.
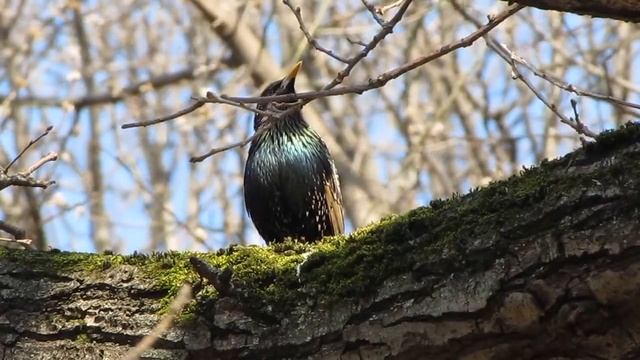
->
<box><xmin>283</xmin><ymin>61</ymin><xmax>302</xmax><ymax>87</ymax></box>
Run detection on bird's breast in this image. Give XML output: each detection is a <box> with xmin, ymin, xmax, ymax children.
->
<box><xmin>243</xmin><ymin>121</ymin><xmax>343</xmax><ymax>243</ymax></box>
<box><xmin>248</xmin><ymin>126</ymin><xmax>327</xmax><ymax>180</ymax></box>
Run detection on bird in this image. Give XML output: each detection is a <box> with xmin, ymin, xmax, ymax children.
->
<box><xmin>243</xmin><ymin>61</ymin><xmax>344</xmax><ymax>245</ymax></box>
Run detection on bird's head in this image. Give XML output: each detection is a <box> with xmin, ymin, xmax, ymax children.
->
<box><xmin>253</xmin><ymin>61</ymin><xmax>302</xmax><ymax>130</ymax></box>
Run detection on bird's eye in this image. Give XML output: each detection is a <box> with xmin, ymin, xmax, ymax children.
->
<box><xmin>253</xmin><ymin>112</ymin><xmax>264</xmax><ymax>130</ymax></box>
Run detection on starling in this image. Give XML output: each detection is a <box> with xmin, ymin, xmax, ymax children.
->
<box><xmin>243</xmin><ymin>61</ymin><xmax>344</xmax><ymax>244</ymax></box>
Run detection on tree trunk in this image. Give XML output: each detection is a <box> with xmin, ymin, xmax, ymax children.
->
<box><xmin>1</xmin><ymin>124</ymin><xmax>640</xmax><ymax>360</ymax></box>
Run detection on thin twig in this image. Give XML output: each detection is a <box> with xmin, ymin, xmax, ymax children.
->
<box><xmin>503</xmin><ymin>47</ymin><xmax>597</xmax><ymax>138</ymax></box>
<box><xmin>121</xmin><ymin>92</ymin><xmax>280</xmax><ymax>130</ymax></box>
<box><xmin>121</xmin><ymin>98</ymin><xmax>206</xmax><ymax>129</ymax></box>
<box><xmin>221</xmin><ymin>3</ymin><xmax>522</xmax><ymax>104</ymax></box>
<box><xmin>377</xmin><ymin>0</ymin><xmax>405</xmax><ymax>15</ymax></box>
<box><xmin>190</xmin><ymin>134</ymin><xmax>256</xmax><ymax>163</ymax></box>
<box><xmin>570</xmin><ymin>99</ymin><xmax>590</xmax><ymax>139</ymax></box>
<box><xmin>346</xmin><ymin>37</ymin><xmax>368</xmax><ymax>47</ymax></box>
<box><xmin>499</xmin><ymin>43</ymin><xmax>597</xmax><ymax>138</ymax></box>
<box><xmin>493</xmin><ymin>35</ymin><xmax>640</xmax><ymax>111</ymax></box>
<box><xmin>0</xmin><ymin>149</ymin><xmax>58</xmax><ymax>192</ymax></box>
<box><xmin>132</xmin><ymin>3</ymin><xmax>518</xmax><ymax>107</ymax></box>
<box><xmin>4</xmin><ymin>125</ymin><xmax>53</xmax><ymax>174</ymax></box>
<box><xmin>0</xmin><ymin>66</ymin><xmax>220</xmax><ymax>110</ymax></box>
<box><xmin>122</xmin><ymin>0</ymin><xmax>416</xmax><ymax>130</ymax></box>
<box><xmin>123</xmin><ymin>284</ymin><xmax>192</xmax><ymax>360</ymax></box>
<box><xmin>203</xmin><ymin>91</ymin><xmax>280</xmax><ymax>118</ymax></box>
<box><xmin>283</xmin><ymin>0</ymin><xmax>350</xmax><ymax>63</ymax></box>
<box><xmin>360</xmin><ymin>0</ymin><xmax>385</xmax><ymax>26</ymax></box>
<box><xmin>25</xmin><ymin>152</ymin><xmax>58</xmax><ymax>176</ymax></box>
<box><xmin>324</xmin><ymin>0</ymin><xmax>414</xmax><ymax>89</ymax></box>
<box><xmin>450</xmin><ymin>2</ymin><xmax>613</xmax><ymax>138</ymax></box>
<box><xmin>123</xmin><ymin>3</ymin><xmax>522</xmax><ymax>159</ymax></box>
<box><xmin>0</xmin><ymin>128</ymin><xmax>55</xmax><ymax>249</ymax></box>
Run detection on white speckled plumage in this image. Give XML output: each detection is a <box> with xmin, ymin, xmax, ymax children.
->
<box><xmin>243</xmin><ymin>63</ymin><xmax>344</xmax><ymax>244</ymax></box>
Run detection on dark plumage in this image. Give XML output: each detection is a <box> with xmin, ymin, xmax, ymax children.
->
<box><xmin>244</xmin><ymin>61</ymin><xmax>344</xmax><ymax>244</ymax></box>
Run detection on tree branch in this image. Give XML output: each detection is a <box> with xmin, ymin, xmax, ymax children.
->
<box><xmin>121</xmin><ymin>3</ymin><xmax>523</xmax><ymax>160</ymax></box>
<box><xmin>0</xmin><ymin>67</ymin><xmax>218</xmax><ymax>111</ymax></box>
<box><xmin>500</xmin><ymin>43</ymin><xmax>598</xmax><ymax>138</ymax></box>
<box><xmin>189</xmin><ymin>134</ymin><xmax>256</xmax><ymax>163</ymax></box>
<box><xmin>0</xmin><ymin>126</ymin><xmax>57</xmax><ymax>192</ymax></box>
<box><xmin>1</xmin><ymin>123</ymin><xmax>640</xmax><ymax>359</ymax></box>
<box><xmin>501</xmin><ymin>0</ymin><xmax>640</xmax><ymax>23</ymax></box>
<box><xmin>450</xmin><ymin>2</ymin><xmax>602</xmax><ymax>138</ymax></box>
<box><xmin>283</xmin><ymin>0</ymin><xmax>350</xmax><ymax>63</ymax></box>
<box><xmin>3</xmin><ymin>125</ymin><xmax>53</xmax><ymax>174</ymax></box>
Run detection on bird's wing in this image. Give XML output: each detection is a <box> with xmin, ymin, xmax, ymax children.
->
<box><xmin>324</xmin><ymin>169</ymin><xmax>344</xmax><ymax>235</ymax></box>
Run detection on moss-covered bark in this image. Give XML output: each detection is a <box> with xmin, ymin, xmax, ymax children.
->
<box><xmin>1</xmin><ymin>123</ymin><xmax>640</xmax><ymax>359</ymax></box>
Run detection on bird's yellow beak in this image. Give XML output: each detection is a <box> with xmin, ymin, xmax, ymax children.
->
<box><xmin>284</xmin><ymin>61</ymin><xmax>302</xmax><ymax>82</ymax></box>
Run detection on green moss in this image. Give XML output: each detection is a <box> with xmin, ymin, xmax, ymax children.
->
<box><xmin>75</xmin><ymin>333</ymin><xmax>91</xmax><ymax>344</ymax></box>
<box><xmin>2</xmin><ymin>123</ymin><xmax>639</xmax><ymax>319</ymax></box>
<box><xmin>586</xmin><ymin>121</ymin><xmax>640</xmax><ymax>154</ymax></box>
<box><xmin>0</xmin><ymin>248</ymin><xmax>100</xmax><ymax>272</ymax></box>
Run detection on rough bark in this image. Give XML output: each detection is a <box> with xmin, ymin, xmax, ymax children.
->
<box><xmin>503</xmin><ymin>0</ymin><xmax>640</xmax><ymax>23</ymax></box>
<box><xmin>1</xmin><ymin>123</ymin><xmax>640</xmax><ymax>359</ymax></box>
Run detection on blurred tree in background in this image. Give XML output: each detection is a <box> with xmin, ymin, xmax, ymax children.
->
<box><xmin>0</xmin><ymin>0</ymin><xmax>637</xmax><ymax>253</ymax></box>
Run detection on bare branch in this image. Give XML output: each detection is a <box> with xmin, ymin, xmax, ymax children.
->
<box><xmin>283</xmin><ymin>0</ymin><xmax>350</xmax><ymax>63</ymax></box>
<box><xmin>570</xmin><ymin>99</ymin><xmax>591</xmax><ymax>140</ymax></box>
<box><xmin>24</xmin><ymin>152</ymin><xmax>58</xmax><ymax>176</ymax></box>
<box><xmin>0</xmin><ymin>124</ymin><xmax>57</xmax><ymax>249</ymax></box>
<box><xmin>360</xmin><ymin>0</ymin><xmax>385</xmax><ymax>26</ymax></box>
<box><xmin>190</xmin><ymin>134</ymin><xmax>256</xmax><ymax>163</ymax></box>
<box><xmin>168</xmin><ymin>7</ymin><xmax>521</xmax><ymax>103</ymax></box>
<box><xmin>121</xmin><ymin>92</ymin><xmax>283</xmax><ymax>130</ymax></box>
<box><xmin>4</xmin><ymin>125</ymin><xmax>53</xmax><ymax>174</ymax></box>
<box><xmin>0</xmin><ymin>173</ymin><xmax>56</xmax><ymax>191</ymax></box>
<box><xmin>229</xmin><ymin>4</ymin><xmax>523</xmax><ymax>103</ymax></box>
<box><xmin>501</xmin><ymin>43</ymin><xmax>597</xmax><ymax>138</ymax></box>
<box><xmin>377</xmin><ymin>0</ymin><xmax>406</xmax><ymax>16</ymax></box>
<box><xmin>451</xmin><ymin>2</ymin><xmax>599</xmax><ymax>138</ymax></box>
<box><xmin>202</xmin><ymin>91</ymin><xmax>280</xmax><ymax>117</ymax></box>
<box><xmin>122</xmin><ymin>2</ymin><xmax>523</xmax><ymax>162</ymax></box>
<box><xmin>346</xmin><ymin>37</ymin><xmax>368</xmax><ymax>47</ymax></box>
<box><xmin>0</xmin><ymin>67</ymin><xmax>219</xmax><ymax>110</ymax></box>
<box><xmin>121</xmin><ymin>98</ymin><xmax>206</xmax><ymax>129</ymax></box>
<box><xmin>217</xmin><ymin>4</ymin><xmax>523</xmax><ymax>107</ymax></box>
<box><xmin>0</xmin><ymin>129</ymin><xmax>58</xmax><ymax>192</ymax></box>
<box><xmin>499</xmin><ymin>40</ymin><xmax>640</xmax><ymax>111</ymax></box>
<box><xmin>323</xmin><ymin>0</ymin><xmax>415</xmax><ymax>89</ymax></box>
